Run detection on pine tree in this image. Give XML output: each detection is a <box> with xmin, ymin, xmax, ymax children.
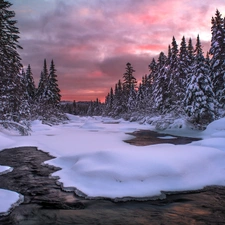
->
<box><xmin>24</xmin><ymin>64</ymin><xmax>36</xmax><ymax>101</ymax></box>
<box><xmin>45</xmin><ymin>60</ymin><xmax>61</xmax><ymax>105</ymax></box>
<box><xmin>0</xmin><ymin>0</ymin><xmax>28</xmax><ymax>125</ymax></box>
<box><xmin>166</xmin><ymin>37</ymin><xmax>179</xmax><ymax>111</ymax></box>
<box><xmin>136</xmin><ymin>83</ymin><xmax>145</xmax><ymax>112</ymax></box>
<box><xmin>113</xmin><ymin>79</ymin><xmax>124</xmax><ymax>116</ymax></box>
<box><xmin>209</xmin><ymin>9</ymin><xmax>225</xmax><ymax>107</ymax></box>
<box><xmin>93</xmin><ymin>98</ymin><xmax>102</xmax><ymax>115</ymax></box>
<box><xmin>185</xmin><ymin>35</ymin><xmax>217</xmax><ymax>125</ymax></box>
<box><xmin>187</xmin><ymin>38</ymin><xmax>195</xmax><ymax>68</ymax></box>
<box><xmin>122</xmin><ymin>62</ymin><xmax>137</xmax><ymax>99</ymax></box>
<box><xmin>0</xmin><ymin>0</ymin><xmax>22</xmax><ymax>75</ymax></box>
<box><xmin>33</xmin><ymin>59</ymin><xmax>65</xmax><ymax>123</ymax></box>
<box><xmin>148</xmin><ymin>58</ymin><xmax>157</xmax><ymax>85</ymax></box>
<box><xmin>19</xmin><ymin>69</ymin><xmax>31</xmax><ymax>120</ymax></box>
<box><xmin>35</xmin><ymin>59</ymin><xmax>48</xmax><ymax>101</ymax></box>
<box><xmin>147</xmin><ymin>58</ymin><xmax>156</xmax><ymax>93</ymax></box>
<box><xmin>87</xmin><ymin>101</ymin><xmax>94</xmax><ymax>116</ymax></box>
<box><xmin>127</xmin><ymin>84</ymin><xmax>137</xmax><ymax>113</ymax></box>
<box><xmin>72</xmin><ymin>100</ymin><xmax>77</xmax><ymax>114</ymax></box>
<box><xmin>175</xmin><ymin>36</ymin><xmax>190</xmax><ymax>110</ymax></box>
<box><xmin>153</xmin><ymin>44</ymin><xmax>173</xmax><ymax>114</ymax></box>
<box><xmin>151</xmin><ymin>51</ymin><xmax>168</xmax><ymax>113</ymax></box>
<box><xmin>104</xmin><ymin>87</ymin><xmax>114</xmax><ymax>115</ymax></box>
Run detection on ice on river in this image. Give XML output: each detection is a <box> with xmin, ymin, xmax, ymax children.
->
<box><xmin>1</xmin><ymin>115</ymin><xmax>225</xmax><ymax>212</ymax></box>
<box><xmin>0</xmin><ymin>165</ymin><xmax>22</xmax><ymax>216</ymax></box>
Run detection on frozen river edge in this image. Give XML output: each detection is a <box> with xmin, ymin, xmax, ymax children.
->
<box><xmin>0</xmin><ymin>143</ymin><xmax>225</xmax><ymax>224</ymax></box>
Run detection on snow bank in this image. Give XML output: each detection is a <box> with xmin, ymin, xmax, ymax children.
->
<box><xmin>0</xmin><ymin>166</ymin><xmax>13</xmax><ymax>175</ymax></box>
<box><xmin>1</xmin><ymin>115</ymin><xmax>225</xmax><ymax>201</ymax></box>
<box><xmin>0</xmin><ymin>133</ymin><xmax>15</xmax><ymax>150</ymax></box>
<box><xmin>203</xmin><ymin>117</ymin><xmax>225</xmax><ymax>137</ymax></box>
<box><xmin>50</xmin><ymin>145</ymin><xmax>225</xmax><ymax>198</ymax></box>
<box><xmin>0</xmin><ymin>165</ymin><xmax>22</xmax><ymax>216</ymax></box>
<box><xmin>0</xmin><ymin>189</ymin><xmax>23</xmax><ymax>216</ymax></box>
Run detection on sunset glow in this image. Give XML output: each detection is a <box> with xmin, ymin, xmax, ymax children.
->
<box><xmin>10</xmin><ymin>0</ymin><xmax>225</xmax><ymax>101</ymax></box>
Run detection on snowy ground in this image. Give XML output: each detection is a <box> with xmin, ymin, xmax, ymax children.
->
<box><xmin>1</xmin><ymin>115</ymin><xmax>225</xmax><ymax>213</ymax></box>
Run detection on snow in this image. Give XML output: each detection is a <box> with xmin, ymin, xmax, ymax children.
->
<box><xmin>0</xmin><ymin>165</ymin><xmax>12</xmax><ymax>175</ymax></box>
<box><xmin>1</xmin><ymin>115</ymin><xmax>225</xmax><ymax>211</ymax></box>
<box><xmin>0</xmin><ymin>164</ymin><xmax>22</xmax><ymax>216</ymax></box>
<box><xmin>157</xmin><ymin>136</ymin><xmax>177</xmax><ymax>139</ymax></box>
<box><xmin>0</xmin><ymin>189</ymin><xmax>23</xmax><ymax>216</ymax></box>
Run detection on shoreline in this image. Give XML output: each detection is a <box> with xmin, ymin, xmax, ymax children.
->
<box><xmin>0</xmin><ymin>134</ymin><xmax>225</xmax><ymax>224</ymax></box>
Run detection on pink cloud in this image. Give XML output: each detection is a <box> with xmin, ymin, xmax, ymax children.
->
<box><xmin>12</xmin><ymin>0</ymin><xmax>225</xmax><ymax>101</ymax></box>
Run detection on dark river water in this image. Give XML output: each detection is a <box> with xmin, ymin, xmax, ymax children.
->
<box><xmin>0</xmin><ymin>131</ymin><xmax>225</xmax><ymax>225</ymax></box>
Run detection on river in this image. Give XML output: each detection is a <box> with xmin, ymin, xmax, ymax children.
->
<box><xmin>0</xmin><ymin>131</ymin><xmax>224</xmax><ymax>225</ymax></box>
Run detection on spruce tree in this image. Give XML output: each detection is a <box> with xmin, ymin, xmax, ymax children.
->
<box><xmin>185</xmin><ymin>35</ymin><xmax>217</xmax><ymax>125</ymax></box>
<box><xmin>209</xmin><ymin>9</ymin><xmax>225</xmax><ymax>107</ymax></box>
<box><xmin>175</xmin><ymin>36</ymin><xmax>190</xmax><ymax>111</ymax></box>
<box><xmin>104</xmin><ymin>87</ymin><xmax>114</xmax><ymax>115</ymax></box>
<box><xmin>136</xmin><ymin>83</ymin><xmax>145</xmax><ymax>112</ymax></box>
<box><xmin>45</xmin><ymin>60</ymin><xmax>61</xmax><ymax>105</ymax></box>
<box><xmin>153</xmin><ymin>44</ymin><xmax>173</xmax><ymax>113</ymax></box>
<box><xmin>113</xmin><ymin>79</ymin><xmax>124</xmax><ymax>116</ymax></box>
<box><xmin>127</xmin><ymin>84</ymin><xmax>137</xmax><ymax>113</ymax></box>
<box><xmin>35</xmin><ymin>59</ymin><xmax>48</xmax><ymax>102</ymax></box>
<box><xmin>166</xmin><ymin>37</ymin><xmax>179</xmax><ymax>111</ymax></box>
<box><xmin>123</xmin><ymin>62</ymin><xmax>137</xmax><ymax>98</ymax></box>
<box><xmin>0</xmin><ymin>0</ymin><xmax>27</xmax><ymax>124</ymax></box>
<box><xmin>187</xmin><ymin>38</ymin><xmax>195</xmax><ymax>67</ymax></box>
<box><xmin>20</xmin><ymin>69</ymin><xmax>31</xmax><ymax>120</ymax></box>
<box><xmin>24</xmin><ymin>64</ymin><xmax>36</xmax><ymax>101</ymax></box>
<box><xmin>151</xmin><ymin>51</ymin><xmax>168</xmax><ymax>113</ymax></box>
<box><xmin>0</xmin><ymin>0</ymin><xmax>22</xmax><ymax>75</ymax></box>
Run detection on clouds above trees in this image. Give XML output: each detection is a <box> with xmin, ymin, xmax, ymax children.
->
<box><xmin>10</xmin><ymin>0</ymin><xmax>225</xmax><ymax>101</ymax></box>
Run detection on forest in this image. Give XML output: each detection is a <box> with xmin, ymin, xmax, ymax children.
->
<box><xmin>64</xmin><ymin>9</ymin><xmax>225</xmax><ymax>130</ymax></box>
<box><xmin>1</xmin><ymin>0</ymin><xmax>225</xmax><ymax>133</ymax></box>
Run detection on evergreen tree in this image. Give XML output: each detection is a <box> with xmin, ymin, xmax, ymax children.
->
<box><xmin>127</xmin><ymin>84</ymin><xmax>137</xmax><ymax>113</ymax></box>
<box><xmin>185</xmin><ymin>35</ymin><xmax>217</xmax><ymax>125</ymax></box>
<box><xmin>151</xmin><ymin>51</ymin><xmax>168</xmax><ymax>113</ymax></box>
<box><xmin>147</xmin><ymin>58</ymin><xmax>156</xmax><ymax>93</ymax></box>
<box><xmin>0</xmin><ymin>0</ymin><xmax>28</xmax><ymax>125</ymax></box>
<box><xmin>0</xmin><ymin>0</ymin><xmax>22</xmax><ymax>75</ymax></box>
<box><xmin>93</xmin><ymin>98</ymin><xmax>102</xmax><ymax>115</ymax></box>
<box><xmin>87</xmin><ymin>101</ymin><xmax>94</xmax><ymax>116</ymax></box>
<box><xmin>24</xmin><ymin>64</ymin><xmax>36</xmax><ymax>100</ymax></box>
<box><xmin>136</xmin><ymin>83</ymin><xmax>146</xmax><ymax>112</ymax></box>
<box><xmin>187</xmin><ymin>38</ymin><xmax>195</xmax><ymax>67</ymax></box>
<box><xmin>104</xmin><ymin>87</ymin><xmax>114</xmax><ymax>115</ymax></box>
<box><xmin>175</xmin><ymin>36</ymin><xmax>190</xmax><ymax>110</ymax></box>
<box><xmin>33</xmin><ymin>59</ymin><xmax>65</xmax><ymax>123</ymax></box>
<box><xmin>122</xmin><ymin>62</ymin><xmax>137</xmax><ymax>99</ymax></box>
<box><xmin>19</xmin><ymin>69</ymin><xmax>31</xmax><ymax>119</ymax></box>
<box><xmin>109</xmin><ymin>87</ymin><xmax>114</xmax><ymax>110</ymax></box>
<box><xmin>166</xmin><ymin>37</ymin><xmax>179</xmax><ymax>111</ymax></box>
<box><xmin>148</xmin><ymin>58</ymin><xmax>157</xmax><ymax>85</ymax></box>
<box><xmin>71</xmin><ymin>100</ymin><xmax>77</xmax><ymax>114</ymax></box>
<box><xmin>209</xmin><ymin>9</ymin><xmax>225</xmax><ymax>107</ymax></box>
<box><xmin>45</xmin><ymin>60</ymin><xmax>61</xmax><ymax>105</ymax></box>
<box><xmin>35</xmin><ymin>59</ymin><xmax>48</xmax><ymax>101</ymax></box>
<box><xmin>156</xmin><ymin>52</ymin><xmax>167</xmax><ymax>70</ymax></box>
<box><xmin>113</xmin><ymin>79</ymin><xmax>124</xmax><ymax>116</ymax></box>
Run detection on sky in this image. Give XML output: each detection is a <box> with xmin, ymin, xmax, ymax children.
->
<box><xmin>9</xmin><ymin>0</ymin><xmax>225</xmax><ymax>102</ymax></box>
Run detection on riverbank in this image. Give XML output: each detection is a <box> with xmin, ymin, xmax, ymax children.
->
<box><xmin>1</xmin><ymin>145</ymin><xmax>225</xmax><ymax>224</ymax></box>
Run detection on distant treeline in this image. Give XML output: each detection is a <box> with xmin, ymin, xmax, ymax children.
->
<box><xmin>63</xmin><ymin>9</ymin><xmax>225</xmax><ymax>128</ymax></box>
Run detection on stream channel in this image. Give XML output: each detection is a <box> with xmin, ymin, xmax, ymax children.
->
<box><xmin>0</xmin><ymin>130</ymin><xmax>225</xmax><ymax>225</ymax></box>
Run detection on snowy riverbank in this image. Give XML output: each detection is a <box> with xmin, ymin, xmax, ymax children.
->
<box><xmin>1</xmin><ymin>115</ymin><xmax>225</xmax><ymax>214</ymax></box>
